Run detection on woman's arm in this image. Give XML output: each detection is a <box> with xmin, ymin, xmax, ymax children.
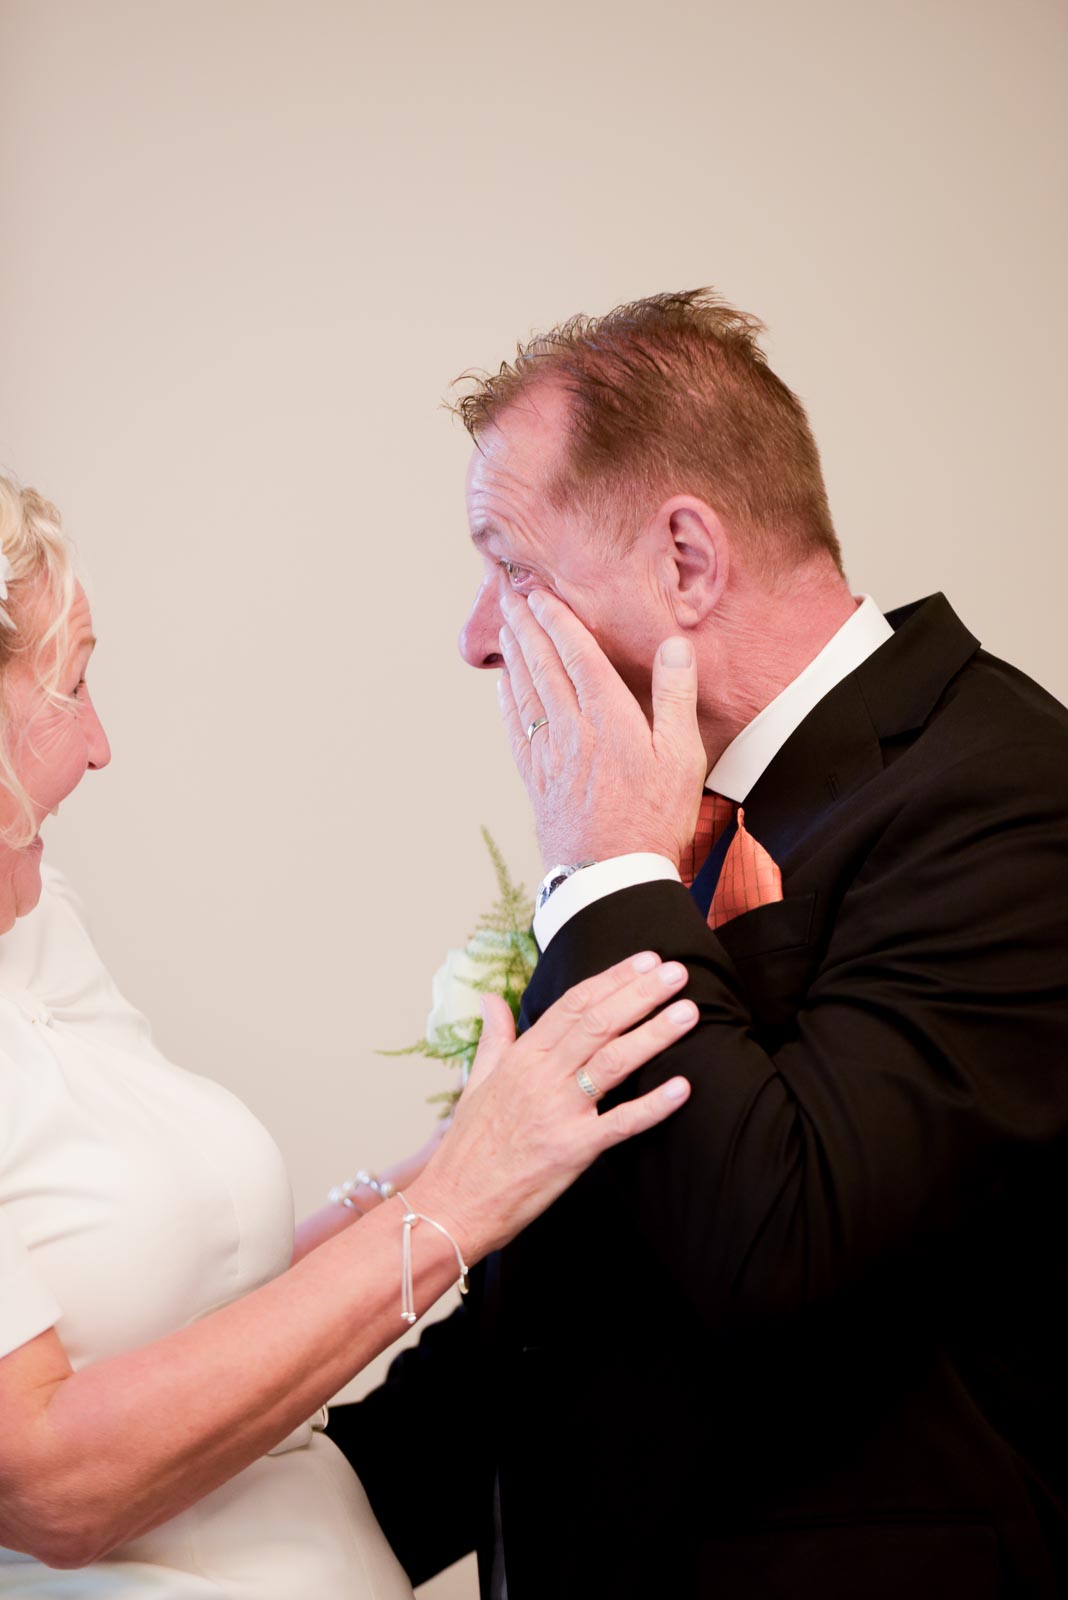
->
<box><xmin>0</xmin><ymin>1194</ymin><xmax>466</xmax><ymax>1568</ymax></box>
<box><xmin>0</xmin><ymin>953</ymin><xmax>694</xmax><ymax>1568</ymax></box>
<box><xmin>291</xmin><ymin>1124</ymin><xmax>448</xmax><ymax>1264</ymax></box>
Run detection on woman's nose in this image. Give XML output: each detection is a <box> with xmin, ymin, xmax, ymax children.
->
<box><xmin>458</xmin><ymin>578</ymin><xmax>505</xmax><ymax>670</ymax></box>
<box><xmin>84</xmin><ymin>693</ymin><xmax>112</xmax><ymax>770</ymax></box>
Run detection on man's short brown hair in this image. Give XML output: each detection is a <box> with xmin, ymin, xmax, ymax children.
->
<box><xmin>452</xmin><ymin>288</ymin><xmax>842</xmax><ymax>576</ymax></box>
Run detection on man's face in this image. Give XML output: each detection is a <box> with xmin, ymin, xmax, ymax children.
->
<box><xmin>458</xmin><ymin>387</ymin><xmax>670</xmax><ymax>708</ymax></box>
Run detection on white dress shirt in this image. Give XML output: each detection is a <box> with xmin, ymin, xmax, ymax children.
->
<box><xmin>533</xmin><ymin>596</ymin><xmax>893</xmax><ymax>949</ymax></box>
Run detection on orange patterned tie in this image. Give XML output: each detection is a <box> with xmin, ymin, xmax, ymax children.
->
<box><xmin>682</xmin><ymin>792</ymin><xmax>784</xmax><ymax>929</ymax></box>
<box><xmin>680</xmin><ymin>792</ymin><xmax>736</xmax><ymax>887</ymax></box>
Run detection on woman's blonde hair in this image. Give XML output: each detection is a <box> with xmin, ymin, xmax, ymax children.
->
<box><xmin>0</xmin><ymin>472</ymin><xmax>79</xmax><ymax>847</ymax></box>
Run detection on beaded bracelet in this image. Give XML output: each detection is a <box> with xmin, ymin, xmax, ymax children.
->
<box><xmin>327</xmin><ymin>1169</ymin><xmax>396</xmax><ymax>1211</ymax></box>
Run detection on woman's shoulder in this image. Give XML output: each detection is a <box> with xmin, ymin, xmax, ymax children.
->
<box><xmin>2</xmin><ymin>863</ymin><xmax>168</xmax><ymax>1068</ymax></box>
<box><xmin>0</xmin><ymin>863</ymin><xmax>100</xmax><ymax>1006</ymax></box>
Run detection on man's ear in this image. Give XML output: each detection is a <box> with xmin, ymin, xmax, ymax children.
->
<box><xmin>649</xmin><ymin>496</ymin><xmax>730</xmax><ymax>625</ymax></box>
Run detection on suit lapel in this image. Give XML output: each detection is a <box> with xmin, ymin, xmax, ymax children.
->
<box><xmin>698</xmin><ymin>594</ymin><xmax>981</xmax><ymax>979</ymax></box>
<box><xmin>740</xmin><ymin>592</ymin><xmax>981</xmax><ymax>875</ymax></box>
<box><xmin>740</xmin><ymin>675</ymin><xmax>884</xmax><ymax>870</ymax></box>
<box><xmin>697</xmin><ymin>596</ymin><xmax>979</xmax><ymax>1020</ymax></box>
<box><xmin>855</xmin><ymin>592</ymin><xmax>979</xmax><ymax>737</ymax></box>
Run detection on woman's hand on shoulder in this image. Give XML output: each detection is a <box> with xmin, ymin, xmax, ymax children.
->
<box><xmin>405</xmin><ymin>951</ymin><xmax>695</xmax><ymax>1260</ymax></box>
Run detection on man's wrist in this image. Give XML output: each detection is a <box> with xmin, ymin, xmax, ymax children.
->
<box><xmin>533</xmin><ymin>853</ymin><xmax>682</xmax><ymax>950</ymax></box>
<box><xmin>536</xmin><ymin>860</ymin><xmax>598</xmax><ymax>912</ymax></box>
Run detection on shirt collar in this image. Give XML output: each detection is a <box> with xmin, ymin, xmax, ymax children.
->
<box><xmin>707</xmin><ymin>595</ymin><xmax>893</xmax><ymax>801</ymax></box>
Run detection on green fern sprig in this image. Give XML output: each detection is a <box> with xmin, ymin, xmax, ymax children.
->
<box><xmin>381</xmin><ymin>829</ymin><xmax>538</xmax><ymax>1110</ymax></box>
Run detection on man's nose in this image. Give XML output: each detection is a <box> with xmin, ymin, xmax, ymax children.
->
<box><xmin>458</xmin><ymin>578</ymin><xmax>505</xmax><ymax>670</ymax></box>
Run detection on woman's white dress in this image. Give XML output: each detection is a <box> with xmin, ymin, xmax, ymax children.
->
<box><xmin>0</xmin><ymin>864</ymin><xmax>414</xmax><ymax>1599</ymax></box>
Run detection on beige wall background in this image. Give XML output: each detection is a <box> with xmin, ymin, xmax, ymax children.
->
<box><xmin>1</xmin><ymin>1</ymin><xmax>1065</xmax><ymax>1594</ymax></box>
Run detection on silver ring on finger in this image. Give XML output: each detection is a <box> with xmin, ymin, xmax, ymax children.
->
<box><xmin>575</xmin><ymin>1066</ymin><xmax>602</xmax><ymax>1101</ymax></box>
<box><xmin>526</xmin><ymin>716</ymin><xmax>550</xmax><ymax>744</ymax></box>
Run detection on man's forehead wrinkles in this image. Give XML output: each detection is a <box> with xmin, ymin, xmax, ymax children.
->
<box><xmin>470</xmin><ymin>518</ymin><xmax>532</xmax><ymax>556</ymax></box>
<box><xmin>467</xmin><ymin>441</ymin><xmax>556</xmax><ymax>562</ymax></box>
<box><xmin>475</xmin><ymin>459</ymin><xmax>532</xmax><ymax>502</ymax></box>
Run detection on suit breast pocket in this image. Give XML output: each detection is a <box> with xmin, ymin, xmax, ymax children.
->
<box><xmin>716</xmin><ymin>891</ymin><xmax>820</xmax><ymax>1028</ymax></box>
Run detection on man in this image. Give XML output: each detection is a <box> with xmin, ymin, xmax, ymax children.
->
<box><xmin>330</xmin><ymin>290</ymin><xmax>1068</xmax><ymax>1598</ymax></box>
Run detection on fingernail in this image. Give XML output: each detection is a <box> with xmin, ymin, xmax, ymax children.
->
<box><xmin>667</xmin><ymin>999</ymin><xmax>697</xmax><ymax>1023</ymax></box>
<box><xmin>527</xmin><ymin>589</ymin><xmax>548</xmax><ymax>617</ymax></box>
<box><xmin>632</xmin><ymin>951</ymin><xmax>659</xmax><ymax>973</ymax></box>
<box><xmin>658</xmin><ymin>961</ymin><xmax>686</xmax><ymax>984</ymax></box>
<box><xmin>663</xmin><ymin>1077</ymin><xmax>690</xmax><ymax>1101</ymax></box>
<box><xmin>499</xmin><ymin>624</ymin><xmax>515</xmax><ymax>649</ymax></box>
<box><xmin>660</xmin><ymin>637</ymin><xmax>693</xmax><ymax>668</ymax></box>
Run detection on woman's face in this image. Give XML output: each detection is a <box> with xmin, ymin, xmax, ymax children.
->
<box><xmin>0</xmin><ymin>582</ymin><xmax>110</xmax><ymax>934</ymax></box>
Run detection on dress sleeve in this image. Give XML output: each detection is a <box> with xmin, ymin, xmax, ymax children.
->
<box><xmin>0</xmin><ymin>1204</ymin><xmax>62</xmax><ymax>1359</ymax></box>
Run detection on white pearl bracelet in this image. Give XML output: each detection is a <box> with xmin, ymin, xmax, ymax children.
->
<box><xmin>328</xmin><ymin>1169</ymin><xmax>396</xmax><ymax>1211</ymax></box>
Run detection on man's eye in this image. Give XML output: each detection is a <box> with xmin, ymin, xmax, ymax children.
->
<box><xmin>500</xmin><ymin>561</ymin><xmax>534</xmax><ymax>589</ymax></box>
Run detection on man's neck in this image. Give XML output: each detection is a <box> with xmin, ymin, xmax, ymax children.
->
<box><xmin>695</xmin><ymin>566</ymin><xmax>859</xmax><ymax>771</ymax></box>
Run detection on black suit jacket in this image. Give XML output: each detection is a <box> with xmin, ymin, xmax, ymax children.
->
<box><xmin>330</xmin><ymin>595</ymin><xmax>1068</xmax><ymax>1598</ymax></box>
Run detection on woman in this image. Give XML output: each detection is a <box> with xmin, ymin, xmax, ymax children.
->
<box><xmin>0</xmin><ymin>475</ymin><xmax>697</xmax><ymax>1596</ymax></box>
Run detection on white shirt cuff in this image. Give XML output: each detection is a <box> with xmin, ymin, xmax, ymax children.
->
<box><xmin>533</xmin><ymin>854</ymin><xmax>681</xmax><ymax>950</ymax></box>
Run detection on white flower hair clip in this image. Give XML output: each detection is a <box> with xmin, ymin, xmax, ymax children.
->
<box><xmin>0</xmin><ymin>552</ymin><xmax>12</xmax><ymax>603</ymax></box>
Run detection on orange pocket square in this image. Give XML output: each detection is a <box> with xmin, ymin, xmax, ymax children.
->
<box><xmin>709</xmin><ymin>806</ymin><xmax>783</xmax><ymax>929</ymax></box>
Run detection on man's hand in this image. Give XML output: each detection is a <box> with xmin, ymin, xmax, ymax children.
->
<box><xmin>496</xmin><ymin>587</ymin><xmax>707</xmax><ymax>868</ymax></box>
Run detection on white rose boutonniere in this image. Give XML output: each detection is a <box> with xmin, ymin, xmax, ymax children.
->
<box><xmin>426</xmin><ymin>943</ymin><xmax>488</xmax><ymax>1042</ymax></box>
<box><xmin>385</xmin><ymin>830</ymin><xmax>538</xmax><ymax>1113</ymax></box>
<box><xmin>426</xmin><ymin>930</ymin><xmax>515</xmax><ymax>1043</ymax></box>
